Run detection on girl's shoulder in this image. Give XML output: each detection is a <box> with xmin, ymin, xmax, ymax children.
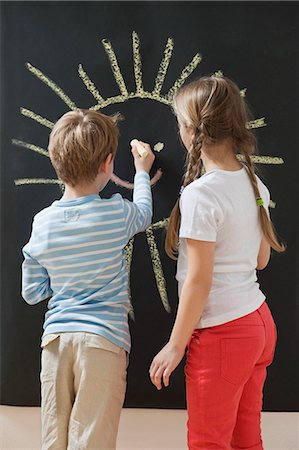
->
<box><xmin>181</xmin><ymin>173</ymin><xmax>224</xmax><ymax>208</ymax></box>
<box><xmin>183</xmin><ymin>169</ymin><xmax>231</xmax><ymax>195</ymax></box>
<box><xmin>182</xmin><ymin>168</ymin><xmax>271</xmax><ymax>207</ymax></box>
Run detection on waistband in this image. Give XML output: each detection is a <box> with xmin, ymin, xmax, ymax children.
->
<box><xmin>200</xmin><ymin>301</ymin><xmax>271</xmax><ymax>330</ymax></box>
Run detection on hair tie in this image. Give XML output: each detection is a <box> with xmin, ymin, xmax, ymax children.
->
<box><xmin>256</xmin><ymin>197</ymin><xmax>264</xmax><ymax>207</ymax></box>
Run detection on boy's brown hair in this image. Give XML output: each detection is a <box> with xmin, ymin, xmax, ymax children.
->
<box><xmin>48</xmin><ymin>109</ymin><xmax>121</xmax><ymax>186</ymax></box>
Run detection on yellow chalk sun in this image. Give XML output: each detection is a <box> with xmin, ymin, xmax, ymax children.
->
<box><xmin>13</xmin><ymin>32</ymin><xmax>284</xmax><ymax>316</ymax></box>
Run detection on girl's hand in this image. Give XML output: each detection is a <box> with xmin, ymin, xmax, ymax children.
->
<box><xmin>131</xmin><ymin>141</ymin><xmax>155</xmax><ymax>174</ymax></box>
<box><xmin>149</xmin><ymin>342</ymin><xmax>185</xmax><ymax>390</ymax></box>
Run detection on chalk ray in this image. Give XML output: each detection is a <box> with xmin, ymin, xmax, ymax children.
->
<box><xmin>125</xmin><ymin>238</ymin><xmax>135</xmax><ymax>321</ymax></box>
<box><xmin>15</xmin><ymin>178</ymin><xmax>61</xmax><ymax>186</ymax></box>
<box><xmin>146</xmin><ymin>227</ymin><xmax>171</xmax><ymax>313</ymax></box>
<box><xmin>165</xmin><ymin>53</ymin><xmax>202</xmax><ymax>102</ymax></box>
<box><xmin>247</xmin><ymin>118</ymin><xmax>266</xmax><ymax>129</ymax></box>
<box><xmin>26</xmin><ymin>62</ymin><xmax>76</xmax><ymax>110</ymax></box>
<box><xmin>132</xmin><ymin>31</ymin><xmax>144</xmax><ymax>95</ymax></box>
<box><xmin>152</xmin><ymin>38</ymin><xmax>174</xmax><ymax>97</ymax></box>
<box><xmin>101</xmin><ymin>39</ymin><xmax>128</xmax><ymax>97</ymax></box>
<box><xmin>151</xmin><ymin>218</ymin><xmax>169</xmax><ymax>230</ymax></box>
<box><xmin>20</xmin><ymin>108</ymin><xmax>54</xmax><ymax>129</ymax></box>
<box><xmin>247</xmin><ymin>155</ymin><xmax>283</xmax><ymax>164</ymax></box>
<box><xmin>12</xmin><ymin>139</ymin><xmax>49</xmax><ymax>157</ymax></box>
<box><xmin>78</xmin><ymin>64</ymin><xmax>105</xmax><ymax>105</ymax></box>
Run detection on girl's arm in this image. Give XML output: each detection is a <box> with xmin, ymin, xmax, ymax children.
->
<box><xmin>257</xmin><ymin>235</ymin><xmax>270</xmax><ymax>270</ymax></box>
<box><xmin>149</xmin><ymin>238</ymin><xmax>215</xmax><ymax>390</ymax></box>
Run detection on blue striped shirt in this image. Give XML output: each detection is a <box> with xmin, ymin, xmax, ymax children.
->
<box><xmin>22</xmin><ymin>171</ymin><xmax>152</xmax><ymax>352</ymax></box>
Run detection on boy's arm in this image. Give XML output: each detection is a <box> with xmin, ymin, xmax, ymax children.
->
<box><xmin>22</xmin><ymin>242</ymin><xmax>53</xmax><ymax>305</ymax></box>
<box><xmin>122</xmin><ymin>141</ymin><xmax>154</xmax><ymax>240</ymax></box>
<box><xmin>123</xmin><ymin>170</ymin><xmax>152</xmax><ymax>240</ymax></box>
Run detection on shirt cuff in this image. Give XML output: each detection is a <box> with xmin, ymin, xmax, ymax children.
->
<box><xmin>134</xmin><ymin>171</ymin><xmax>150</xmax><ymax>180</ymax></box>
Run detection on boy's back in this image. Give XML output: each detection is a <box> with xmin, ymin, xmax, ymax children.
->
<box><xmin>22</xmin><ymin>175</ymin><xmax>151</xmax><ymax>352</ymax></box>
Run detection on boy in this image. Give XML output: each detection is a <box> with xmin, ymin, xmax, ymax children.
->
<box><xmin>22</xmin><ymin>109</ymin><xmax>155</xmax><ymax>449</ymax></box>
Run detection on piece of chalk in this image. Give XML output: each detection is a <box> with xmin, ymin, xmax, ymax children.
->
<box><xmin>130</xmin><ymin>139</ymin><xmax>149</xmax><ymax>158</ymax></box>
<box><xmin>154</xmin><ymin>142</ymin><xmax>164</xmax><ymax>152</ymax></box>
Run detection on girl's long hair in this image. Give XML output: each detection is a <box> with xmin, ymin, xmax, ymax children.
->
<box><xmin>165</xmin><ymin>76</ymin><xmax>285</xmax><ymax>259</ymax></box>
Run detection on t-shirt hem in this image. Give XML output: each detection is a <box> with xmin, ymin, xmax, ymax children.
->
<box><xmin>197</xmin><ymin>296</ymin><xmax>266</xmax><ymax>329</ymax></box>
<box><xmin>42</xmin><ymin>326</ymin><xmax>131</xmax><ymax>353</ymax></box>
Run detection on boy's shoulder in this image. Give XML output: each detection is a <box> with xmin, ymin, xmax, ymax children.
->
<box><xmin>100</xmin><ymin>193</ymin><xmax>135</xmax><ymax>210</ymax></box>
<box><xmin>102</xmin><ymin>192</ymin><xmax>124</xmax><ymax>204</ymax></box>
<box><xmin>33</xmin><ymin>203</ymin><xmax>56</xmax><ymax>224</ymax></box>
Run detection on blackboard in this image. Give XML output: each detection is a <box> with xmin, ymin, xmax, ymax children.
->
<box><xmin>1</xmin><ymin>1</ymin><xmax>298</xmax><ymax>411</ymax></box>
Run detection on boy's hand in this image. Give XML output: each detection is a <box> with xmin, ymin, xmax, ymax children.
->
<box><xmin>149</xmin><ymin>342</ymin><xmax>185</xmax><ymax>390</ymax></box>
<box><xmin>131</xmin><ymin>140</ymin><xmax>155</xmax><ymax>174</ymax></box>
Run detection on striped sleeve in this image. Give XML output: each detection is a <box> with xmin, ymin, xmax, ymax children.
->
<box><xmin>22</xmin><ymin>240</ymin><xmax>53</xmax><ymax>305</ymax></box>
<box><xmin>123</xmin><ymin>171</ymin><xmax>152</xmax><ymax>240</ymax></box>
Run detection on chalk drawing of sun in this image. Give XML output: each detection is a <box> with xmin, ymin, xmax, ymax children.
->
<box><xmin>12</xmin><ymin>31</ymin><xmax>284</xmax><ymax>317</ymax></box>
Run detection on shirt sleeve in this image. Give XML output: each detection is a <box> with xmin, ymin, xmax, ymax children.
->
<box><xmin>122</xmin><ymin>171</ymin><xmax>153</xmax><ymax>240</ymax></box>
<box><xmin>179</xmin><ymin>184</ymin><xmax>224</xmax><ymax>242</ymax></box>
<box><xmin>21</xmin><ymin>231</ymin><xmax>53</xmax><ymax>305</ymax></box>
<box><xmin>257</xmin><ymin>178</ymin><xmax>271</xmax><ymax>218</ymax></box>
<box><xmin>264</xmin><ymin>188</ymin><xmax>271</xmax><ymax>218</ymax></box>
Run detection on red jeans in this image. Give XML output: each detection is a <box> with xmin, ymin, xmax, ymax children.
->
<box><xmin>185</xmin><ymin>302</ymin><xmax>277</xmax><ymax>450</ymax></box>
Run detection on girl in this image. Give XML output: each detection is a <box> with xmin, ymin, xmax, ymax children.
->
<box><xmin>149</xmin><ymin>76</ymin><xmax>285</xmax><ymax>450</ymax></box>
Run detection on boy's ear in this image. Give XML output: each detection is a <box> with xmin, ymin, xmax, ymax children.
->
<box><xmin>99</xmin><ymin>153</ymin><xmax>113</xmax><ymax>174</ymax></box>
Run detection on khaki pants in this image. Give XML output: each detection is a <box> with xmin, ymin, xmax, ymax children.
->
<box><xmin>40</xmin><ymin>332</ymin><xmax>127</xmax><ymax>450</ymax></box>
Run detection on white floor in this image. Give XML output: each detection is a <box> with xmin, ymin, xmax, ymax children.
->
<box><xmin>0</xmin><ymin>406</ymin><xmax>298</xmax><ymax>450</ymax></box>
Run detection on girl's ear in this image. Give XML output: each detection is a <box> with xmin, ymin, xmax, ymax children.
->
<box><xmin>100</xmin><ymin>153</ymin><xmax>113</xmax><ymax>174</ymax></box>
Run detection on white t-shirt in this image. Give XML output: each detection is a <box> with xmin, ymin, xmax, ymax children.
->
<box><xmin>176</xmin><ymin>166</ymin><xmax>270</xmax><ymax>328</ymax></box>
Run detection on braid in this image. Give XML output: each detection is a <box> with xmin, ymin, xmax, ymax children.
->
<box><xmin>165</xmin><ymin>126</ymin><xmax>203</xmax><ymax>259</ymax></box>
<box><xmin>243</xmin><ymin>152</ymin><xmax>261</xmax><ymax>199</ymax></box>
<box><xmin>183</xmin><ymin>126</ymin><xmax>203</xmax><ymax>187</ymax></box>
<box><xmin>241</xmin><ymin>149</ymin><xmax>285</xmax><ymax>252</ymax></box>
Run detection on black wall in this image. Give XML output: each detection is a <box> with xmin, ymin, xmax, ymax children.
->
<box><xmin>1</xmin><ymin>1</ymin><xmax>298</xmax><ymax>410</ymax></box>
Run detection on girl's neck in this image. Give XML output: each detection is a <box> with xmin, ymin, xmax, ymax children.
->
<box><xmin>201</xmin><ymin>140</ymin><xmax>242</xmax><ymax>173</ymax></box>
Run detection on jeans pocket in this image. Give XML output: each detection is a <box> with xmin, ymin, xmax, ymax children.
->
<box><xmin>220</xmin><ymin>337</ymin><xmax>261</xmax><ymax>385</ymax></box>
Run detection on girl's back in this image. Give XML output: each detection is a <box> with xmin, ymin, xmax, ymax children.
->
<box><xmin>177</xmin><ymin>166</ymin><xmax>270</xmax><ymax>328</ymax></box>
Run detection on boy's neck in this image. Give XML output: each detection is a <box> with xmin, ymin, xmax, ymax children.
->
<box><xmin>61</xmin><ymin>183</ymin><xmax>99</xmax><ymax>201</ymax></box>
